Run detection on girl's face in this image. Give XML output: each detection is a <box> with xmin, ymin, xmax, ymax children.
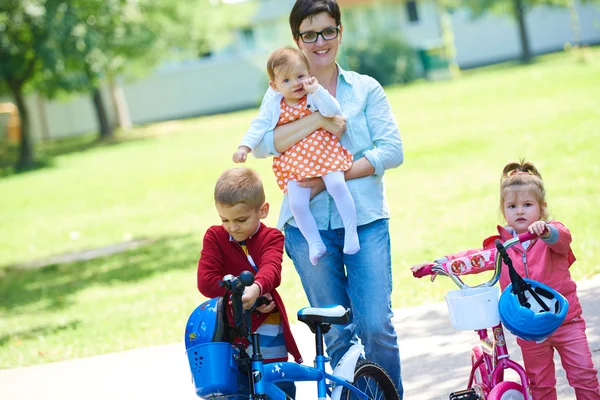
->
<box><xmin>270</xmin><ymin>57</ymin><xmax>310</xmax><ymax>102</ymax></box>
<box><xmin>502</xmin><ymin>185</ymin><xmax>545</xmax><ymax>234</ymax></box>
<box><xmin>295</xmin><ymin>12</ymin><xmax>342</xmax><ymax>72</ymax></box>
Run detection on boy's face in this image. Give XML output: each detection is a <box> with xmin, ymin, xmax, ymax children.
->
<box><xmin>216</xmin><ymin>202</ymin><xmax>269</xmax><ymax>242</ymax></box>
<box><xmin>270</xmin><ymin>57</ymin><xmax>310</xmax><ymax>102</ymax></box>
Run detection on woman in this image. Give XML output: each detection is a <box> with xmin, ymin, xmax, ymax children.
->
<box><xmin>253</xmin><ymin>0</ymin><xmax>404</xmax><ymax>397</ymax></box>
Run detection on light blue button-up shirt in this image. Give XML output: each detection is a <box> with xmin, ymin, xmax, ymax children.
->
<box><xmin>254</xmin><ymin>64</ymin><xmax>404</xmax><ymax>231</ymax></box>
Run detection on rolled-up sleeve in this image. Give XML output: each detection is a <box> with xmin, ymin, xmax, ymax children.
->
<box><xmin>362</xmin><ymin>81</ymin><xmax>403</xmax><ymax>176</ymax></box>
<box><xmin>252</xmin><ymin>88</ymin><xmax>281</xmax><ymax>159</ymax></box>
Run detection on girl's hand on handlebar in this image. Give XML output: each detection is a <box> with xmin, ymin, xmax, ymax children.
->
<box><xmin>411</xmin><ymin>262</ymin><xmax>434</xmax><ymax>274</ymax></box>
<box><xmin>528</xmin><ymin>221</ymin><xmax>550</xmax><ymax>238</ymax></box>
<box><xmin>254</xmin><ymin>293</ymin><xmax>275</xmax><ymax>314</ymax></box>
<box><xmin>241</xmin><ymin>283</ymin><xmax>261</xmax><ymax>310</ymax></box>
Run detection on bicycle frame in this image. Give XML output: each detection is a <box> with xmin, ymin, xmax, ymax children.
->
<box><xmin>414</xmin><ymin>230</ymin><xmax>539</xmax><ymax>399</ymax></box>
<box><xmin>468</xmin><ymin>322</ymin><xmax>529</xmax><ymax>397</ymax></box>
<box><xmin>221</xmin><ymin>273</ymin><xmax>375</xmax><ymax>400</ymax></box>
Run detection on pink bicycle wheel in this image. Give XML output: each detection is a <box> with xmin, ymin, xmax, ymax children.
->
<box><xmin>487</xmin><ymin>381</ymin><xmax>528</xmax><ymax>400</ymax></box>
<box><xmin>470</xmin><ymin>346</ymin><xmax>489</xmax><ymax>393</ymax></box>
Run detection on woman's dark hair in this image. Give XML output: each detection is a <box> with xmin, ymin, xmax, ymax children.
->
<box><xmin>289</xmin><ymin>0</ymin><xmax>342</xmax><ymax>41</ymax></box>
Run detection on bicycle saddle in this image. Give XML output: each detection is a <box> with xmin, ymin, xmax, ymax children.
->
<box><xmin>297</xmin><ymin>305</ymin><xmax>350</xmax><ymax>333</ymax></box>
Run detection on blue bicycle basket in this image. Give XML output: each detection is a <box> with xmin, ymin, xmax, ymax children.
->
<box><xmin>499</xmin><ymin>278</ymin><xmax>568</xmax><ymax>342</ymax></box>
<box><xmin>185</xmin><ymin>297</ymin><xmax>238</xmax><ymax>397</ymax></box>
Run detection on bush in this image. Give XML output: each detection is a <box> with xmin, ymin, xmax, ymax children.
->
<box><xmin>344</xmin><ymin>34</ymin><xmax>419</xmax><ymax>86</ymax></box>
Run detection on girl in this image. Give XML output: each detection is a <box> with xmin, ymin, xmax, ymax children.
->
<box><xmin>412</xmin><ymin>160</ymin><xmax>600</xmax><ymax>400</ymax></box>
<box><xmin>234</xmin><ymin>47</ymin><xmax>359</xmax><ymax>265</ymax></box>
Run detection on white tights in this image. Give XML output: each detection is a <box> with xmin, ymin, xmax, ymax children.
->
<box><xmin>287</xmin><ymin>171</ymin><xmax>359</xmax><ymax>265</ymax></box>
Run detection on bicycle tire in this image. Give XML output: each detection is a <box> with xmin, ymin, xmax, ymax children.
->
<box><xmin>340</xmin><ymin>360</ymin><xmax>400</xmax><ymax>400</ymax></box>
<box><xmin>487</xmin><ymin>381</ymin><xmax>527</xmax><ymax>400</ymax></box>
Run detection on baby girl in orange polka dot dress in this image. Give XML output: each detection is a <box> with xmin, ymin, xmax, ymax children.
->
<box><xmin>233</xmin><ymin>47</ymin><xmax>359</xmax><ymax>265</ymax></box>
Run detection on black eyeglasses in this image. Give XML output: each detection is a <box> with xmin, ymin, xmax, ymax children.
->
<box><xmin>298</xmin><ymin>26</ymin><xmax>340</xmax><ymax>44</ymax></box>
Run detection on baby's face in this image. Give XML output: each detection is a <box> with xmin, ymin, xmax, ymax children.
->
<box><xmin>271</xmin><ymin>57</ymin><xmax>310</xmax><ymax>102</ymax></box>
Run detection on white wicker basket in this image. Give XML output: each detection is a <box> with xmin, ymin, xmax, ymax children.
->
<box><xmin>444</xmin><ymin>286</ymin><xmax>500</xmax><ymax>331</ymax></box>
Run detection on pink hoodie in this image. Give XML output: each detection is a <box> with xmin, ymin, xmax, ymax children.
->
<box><xmin>443</xmin><ymin>220</ymin><xmax>582</xmax><ymax>323</ymax></box>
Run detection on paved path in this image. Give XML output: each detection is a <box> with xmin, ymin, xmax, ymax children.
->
<box><xmin>1</xmin><ymin>275</ymin><xmax>599</xmax><ymax>399</ymax></box>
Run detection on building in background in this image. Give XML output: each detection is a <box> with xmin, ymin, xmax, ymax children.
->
<box><xmin>10</xmin><ymin>0</ymin><xmax>600</xmax><ymax>141</ymax></box>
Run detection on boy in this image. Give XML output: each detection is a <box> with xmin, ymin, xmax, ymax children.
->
<box><xmin>197</xmin><ymin>167</ymin><xmax>302</xmax><ymax>397</ymax></box>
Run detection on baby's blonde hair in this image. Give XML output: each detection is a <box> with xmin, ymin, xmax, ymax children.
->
<box><xmin>499</xmin><ymin>160</ymin><xmax>548</xmax><ymax>221</ymax></box>
<box><xmin>214</xmin><ymin>168</ymin><xmax>265</xmax><ymax>209</ymax></box>
<box><xmin>266</xmin><ymin>46</ymin><xmax>309</xmax><ymax>82</ymax></box>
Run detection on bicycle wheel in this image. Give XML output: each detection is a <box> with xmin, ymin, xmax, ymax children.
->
<box><xmin>487</xmin><ymin>381</ymin><xmax>527</xmax><ymax>400</ymax></box>
<box><xmin>341</xmin><ymin>360</ymin><xmax>399</xmax><ymax>400</ymax></box>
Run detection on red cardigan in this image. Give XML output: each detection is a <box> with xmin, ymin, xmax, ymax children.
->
<box><xmin>197</xmin><ymin>223</ymin><xmax>302</xmax><ymax>363</ymax></box>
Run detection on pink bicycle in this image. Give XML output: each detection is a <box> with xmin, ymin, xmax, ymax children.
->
<box><xmin>412</xmin><ymin>231</ymin><xmax>541</xmax><ymax>400</ymax></box>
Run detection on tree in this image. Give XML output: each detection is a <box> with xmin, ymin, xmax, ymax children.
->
<box><xmin>461</xmin><ymin>0</ymin><xmax>599</xmax><ymax>64</ymax></box>
<box><xmin>0</xmin><ymin>0</ymin><xmax>254</xmax><ymax>167</ymax></box>
<box><xmin>0</xmin><ymin>0</ymin><xmax>86</xmax><ymax>169</ymax></box>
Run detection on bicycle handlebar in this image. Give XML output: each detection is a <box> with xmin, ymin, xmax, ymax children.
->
<box><xmin>413</xmin><ymin>229</ymin><xmax>544</xmax><ymax>288</ymax></box>
<box><xmin>220</xmin><ymin>271</ymin><xmax>272</xmax><ymax>338</ymax></box>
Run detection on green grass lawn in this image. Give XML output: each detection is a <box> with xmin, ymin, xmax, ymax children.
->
<box><xmin>1</xmin><ymin>50</ymin><xmax>599</xmax><ymax>368</ymax></box>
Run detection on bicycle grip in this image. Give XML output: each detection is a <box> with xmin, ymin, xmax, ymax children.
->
<box><xmin>517</xmin><ymin>228</ymin><xmax>547</xmax><ymax>243</ymax></box>
<box><xmin>412</xmin><ymin>264</ymin><xmax>434</xmax><ymax>278</ymax></box>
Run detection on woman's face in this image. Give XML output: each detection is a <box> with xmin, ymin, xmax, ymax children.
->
<box><xmin>295</xmin><ymin>12</ymin><xmax>342</xmax><ymax>71</ymax></box>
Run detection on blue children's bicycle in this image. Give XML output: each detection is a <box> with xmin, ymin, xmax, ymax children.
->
<box><xmin>184</xmin><ymin>271</ymin><xmax>400</xmax><ymax>399</ymax></box>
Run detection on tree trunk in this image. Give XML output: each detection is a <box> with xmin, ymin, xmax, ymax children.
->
<box><xmin>567</xmin><ymin>0</ymin><xmax>582</xmax><ymax>47</ymax></box>
<box><xmin>435</xmin><ymin>0</ymin><xmax>460</xmax><ymax>78</ymax></box>
<box><xmin>10</xmin><ymin>82</ymin><xmax>35</xmax><ymax>170</ymax></box>
<box><xmin>91</xmin><ymin>87</ymin><xmax>114</xmax><ymax>139</ymax></box>
<box><xmin>107</xmin><ymin>74</ymin><xmax>132</xmax><ymax>131</ymax></box>
<box><xmin>512</xmin><ymin>0</ymin><xmax>532</xmax><ymax>64</ymax></box>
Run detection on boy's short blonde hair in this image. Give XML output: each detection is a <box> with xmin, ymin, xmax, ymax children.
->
<box><xmin>267</xmin><ymin>46</ymin><xmax>310</xmax><ymax>82</ymax></box>
<box><xmin>214</xmin><ymin>168</ymin><xmax>265</xmax><ymax>209</ymax></box>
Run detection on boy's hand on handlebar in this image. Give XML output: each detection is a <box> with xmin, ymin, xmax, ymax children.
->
<box><xmin>255</xmin><ymin>293</ymin><xmax>275</xmax><ymax>314</ymax></box>
<box><xmin>241</xmin><ymin>283</ymin><xmax>261</xmax><ymax>310</ymax></box>
<box><xmin>528</xmin><ymin>221</ymin><xmax>550</xmax><ymax>238</ymax></box>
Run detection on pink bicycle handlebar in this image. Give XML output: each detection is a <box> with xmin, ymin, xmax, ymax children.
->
<box><xmin>412</xmin><ymin>230</ymin><xmax>543</xmax><ymax>279</ymax></box>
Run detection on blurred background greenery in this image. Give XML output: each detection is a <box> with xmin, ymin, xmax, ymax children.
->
<box><xmin>1</xmin><ymin>0</ymin><xmax>599</xmax><ymax>369</ymax></box>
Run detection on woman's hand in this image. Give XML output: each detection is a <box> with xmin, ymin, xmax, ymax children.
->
<box><xmin>297</xmin><ymin>177</ymin><xmax>326</xmax><ymax>199</ymax></box>
<box><xmin>321</xmin><ymin>114</ymin><xmax>346</xmax><ymax>138</ymax></box>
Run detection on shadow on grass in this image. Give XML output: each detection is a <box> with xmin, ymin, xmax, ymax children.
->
<box><xmin>0</xmin><ymin>233</ymin><xmax>199</xmax><ymax>313</ymax></box>
<box><xmin>0</xmin><ymin>131</ymin><xmax>159</xmax><ymax>178</ymax></box>
<box><xmin>0</xmin><ymin>320</ymin><xmax>81</xmax><ymax>347</ymax></box>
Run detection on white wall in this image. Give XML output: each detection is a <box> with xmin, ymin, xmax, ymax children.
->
<box><xmin>451</xmin><ymin>1</ymin><xmax>600</xmax><ymax>68</ymax></box>
<box><xmin>22</xmin><ymin>53</ymin><xmax>269</xmax><ymax>140</ymax></box>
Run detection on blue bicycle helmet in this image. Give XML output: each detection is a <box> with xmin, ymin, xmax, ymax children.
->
<box><xmin>184</xmin><ymin>297</ymin><xmax>225</xmax><ymax>350</ymax></box>
<box><xmin>499</xmin><ymin>278</ymin><xmax>568</xmax><ymax>342</ymax></box>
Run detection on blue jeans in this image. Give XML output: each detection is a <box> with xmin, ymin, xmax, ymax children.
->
<box><xmin>284</xmin><ymin>219</ymin><xmax>403</xmax><ymax>398</ymax></box>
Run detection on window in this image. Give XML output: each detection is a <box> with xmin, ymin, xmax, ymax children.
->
<box><xmin>406</xmin><ymin>1</ymin><xmax>419</xmax><ymax>23</ymax></box>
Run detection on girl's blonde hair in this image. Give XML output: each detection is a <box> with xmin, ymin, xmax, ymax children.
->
<box><xmin>266</xmin><ymin>47</ymin><xmax>309</xmax><ymax>82</ymax></box>
<box><xmin>500</xmin><ymin>160</ymin><xmax>548</xmax><ymax>221</ymax></box>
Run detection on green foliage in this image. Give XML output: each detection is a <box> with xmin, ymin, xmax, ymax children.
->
<box><xmin>1</xmin><ymin>49</ymin><xmax>598</xmax><ymax>368</ymax></box>
<box><xmin>345</xmin><ymin>34</ymin><xmax>419</xmax><ymax>86</ymax></box>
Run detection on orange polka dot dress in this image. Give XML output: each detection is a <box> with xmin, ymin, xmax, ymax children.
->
<box><xmin>272</xmin><ymin>96</ymin><xmax>353</xmax><ymax>193</ymax></box>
